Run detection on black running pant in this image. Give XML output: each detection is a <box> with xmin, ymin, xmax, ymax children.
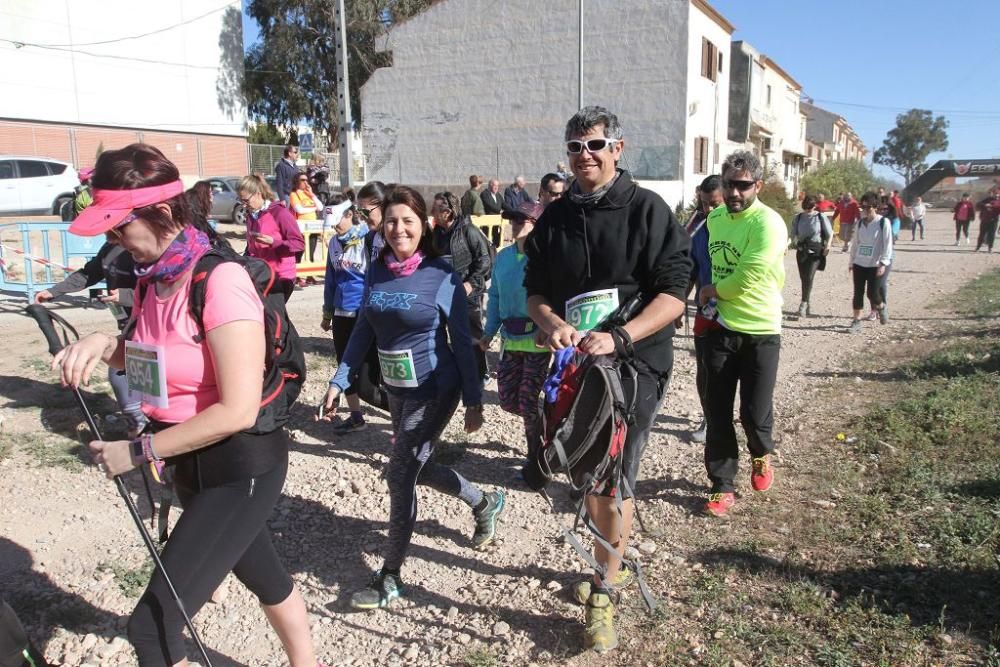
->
<box><xmin>702</xmin><ymin>329</ymin><xmax>780</xmax><ymax>494</ymax></box>
<box><xmin>976</xmin><ymin>218</ymin><xmax>999</xmax><ymax>251</ymax></box>
<box><xmin>955</xmin><ymin>219</ymin><xmax>971</xmax><ymax>241</ymax></box>
<box><xmin>128</xmin><ymin>455</ymin><xmax>292</xmax><ymax>666</ymax></box>
<box><xmin>852</xmin><ymin>264</ymin><xmax>882</xmax><ymax>311</ymax></box>
<box><xmin>0</xmin><ymin>598</ymin><xmax>48</xmax><ymax>667</ymax></box>
<box><xmin>796</xmin><ymin>250</ymin><xmax>822</xmax><ymax>304</ymax></box>
<box><xmin>468</xmin><ymin>303</ymin><xmax>488</xmax><ymax>379</ymax></box>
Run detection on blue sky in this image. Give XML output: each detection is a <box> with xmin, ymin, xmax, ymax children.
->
<box><xmin>242</xmin><ymin>1</ymin><xmax>1000</xmax><ymax>178</ymax></box>
<box><xmin>709</xmin><ymin>0</ymin><xmax>1000</xmax><ymax>177</ymax></box>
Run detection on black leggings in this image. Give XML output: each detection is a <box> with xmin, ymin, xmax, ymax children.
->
<box><xmin>332</xmin><ymin>315</ymin><xmax>360</xmax><ymax>395</ymax></box>
<box><xmin>955</xmin><ymin>220</ymin><xmax>970</xmax><ymax>241</ymax></box>
<box><xmin>128</xmin><ymin>454</ymin><xmax>292</xmax><ymax>666</ymax></box>
<box><xmin>852</xmin><ymin>264</ymin><xmax>882</xmax><ymax>311</ymax></box>
<box><xmin>796</xmin><ymin>250</ymin><xmax>822</xmax><ymax>303</ymax></box>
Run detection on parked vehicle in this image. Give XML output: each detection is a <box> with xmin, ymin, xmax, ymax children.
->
<box><xmin>0</xmin><ymin>156</ymin><xmax>79</xmax><ymax>216</ymax></box>
<box><xmin>201</xmin><ymin>175</ymin><xmax>280</xmax><ymax>226</ymax></box>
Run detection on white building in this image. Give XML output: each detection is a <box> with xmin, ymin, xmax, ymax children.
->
<box><xmin>361</xmin><ymin>0</ymin><xmax>736</xmax><ymax>207</ymax></box>
<box><xmin>728</xmin><ymin>41</ymin><xmax>807</xmax><ymax>196</ymax></box>
<box><xmin>0</xmin><ymin>0</ymin><xmax>247</xmax><ymax>178</ymax></box>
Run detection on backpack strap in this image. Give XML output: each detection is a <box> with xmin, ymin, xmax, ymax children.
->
<box><xmin>187</xmin><ymin>250</ymin><xmax>231</xmax><ymax>343</ymax></box>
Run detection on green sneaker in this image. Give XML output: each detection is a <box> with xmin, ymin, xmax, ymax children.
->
<box><xmin>349</xmin><ymin>570</ymin><xmax>403</xmax><ymax>610</ymax></box>
<box><xmin>572</xmin><ymin>564</ymin><xmax>635</xmax><ymax>605</ymax></box>
<box><xmin>584</xmin><ymin>592</ymin><xmax>618</xmax><ymax>653</ymax></box>
<box><xmin>472</xmin><ymin>490</ymin><xmax>505</xmax><ymax>549</ymax></box>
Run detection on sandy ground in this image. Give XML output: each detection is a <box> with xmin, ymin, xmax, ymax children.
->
<box><xmin>0</xmin><ymin>210</ymin><xmax>995</xmax><ymax>666</ymax></box>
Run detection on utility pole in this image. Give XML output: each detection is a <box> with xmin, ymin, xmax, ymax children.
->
<box><xmin>577</xmin><ymin>0</ymin><xmax>583</xmax><ymax>110</ymax></box>
<box><xmin>333</xmin><ymin>0</ymin><xmax>353</xmax><ymax>189</ymax></box>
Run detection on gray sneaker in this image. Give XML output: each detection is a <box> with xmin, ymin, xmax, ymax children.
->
<box><xmin>878</xmin><ymin>304</ymin><xmax>889</xmax><ymax>325</ymax></box>
<box><xmin>350</xmin><ymin>569</ymin><xmax>403</xmax><ymax>609</ymax></box>
<box><xmin>849</xmin><ymin>319</ymin><xmax>863</xmax><ymax>334</ymax></box>
<box><xmin>690</xmin><ymin>421</ymin><xmax>707</xmax><ymax>444</ymax></box>
<box><xmin>472</xmin><ymin>491</ymin><xmax>505</xmax><ymax>549</ymax></box>
<box><xmin>797</xmin><ymin>302</ymin><xmax>808</xmax><ymax>318</ymax></box>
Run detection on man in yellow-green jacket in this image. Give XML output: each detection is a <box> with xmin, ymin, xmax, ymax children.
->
<box><xmin>697</xmin><ymin>150</ymin><xmax>787</xmax><ymax>517</ymax></box>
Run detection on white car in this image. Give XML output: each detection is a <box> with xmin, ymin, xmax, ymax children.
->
<box><xmin>0</xmin><ymin>156</ymin><xmax>79</xmax><ymax>216</ymax></box>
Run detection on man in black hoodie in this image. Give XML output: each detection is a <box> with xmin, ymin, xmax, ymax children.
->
<box><xmin>524</xmin><ymin>106</ymin><xmax>691</xmax><ymax>653</ymax></box>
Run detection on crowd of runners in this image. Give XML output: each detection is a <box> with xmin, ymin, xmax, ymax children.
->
<box><xmin>2</xmin><ymin>103</ymin><xmax>994</xmax><ymax>666</ymax></box>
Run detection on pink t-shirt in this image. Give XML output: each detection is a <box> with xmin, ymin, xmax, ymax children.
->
<box><xmin>132</xmin><ymin>263</ymin><xmax>264</xmax><ymax>423</ymax></box>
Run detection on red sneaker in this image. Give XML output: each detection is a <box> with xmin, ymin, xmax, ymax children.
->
<box><xmin>751</xmin><ymin>456</ymin><xmax>773</xmax><ymax>492</ymax></box>
<box><xmin>704</xmin><ymin>492</ymin><xmax>735</xmax><ymax>516</ymax></box>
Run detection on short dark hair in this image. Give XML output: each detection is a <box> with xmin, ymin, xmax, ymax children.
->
<box><xmin>91</xmin><ymin>143</ymin><xmax>191</xmax><ymax>239</ymax></box>
<box><xmin>283</xmin><ymin>144</ymin><xmax>298</xmax><ymax>158</ymax></box>
<box><xmin>469</xmin><ymin>174</ymin><xmax>482</xmax><ymax>188</ymax></box>
<box><xmin>564</xmin><ymin>105</ymin><xmax>623</xmax><ymax>141</ymax></box>
<box><xmin>722</xmin><ymin>150</ymin><xmax>764</xmax><ymax>182</ymax></box>
<box><xmin>699</xmin><ymin>174</ymin><xmax>722</xmax><ymax>193</ymax></box>
<box><xmin>380</xmin><ymin>186</ymin><xmax>439</xmax><ymax>262</ymax></box>
<box><xmin>357</xmin><ymin>181</ymin><xmax>387</xmax><ymax>204</ymax></box>
<box><xmin>433</xmin><ymin>191</ymin><xmax>461</xmax><ymax>220</ymax></box>
<box><xmin>540</xmin><ymin>172</ymin><xmax>566</xmax><ymax>191</ymax></box>
<box><xmin>801</xmin><ymin>195</ymin><xmax>817</xmax><ymax>210</ymax></box>
<box><xmin>859</xmin><ymin>191</ymin><xmax>880</xmax><ymax>208</ymax></box>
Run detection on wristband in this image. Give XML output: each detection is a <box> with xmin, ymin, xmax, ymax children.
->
<box><xmin>130</xmin><ymin>439</ymin><xmax>145</xmax><ymax>468</ymax></box>
<box><xmin>141</xmin><ymin>433</ymin><xmax>162</xmax><ymax>463</ymax></box>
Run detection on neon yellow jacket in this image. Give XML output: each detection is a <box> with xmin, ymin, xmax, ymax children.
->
<box><xmin>706</xmin><ymin>197</ymin><xmax>787</xmax><ymax>335</ymax></box>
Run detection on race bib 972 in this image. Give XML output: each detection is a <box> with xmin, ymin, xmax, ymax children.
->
<box><xmin>565</xmin><ymin>289</ymin><xmax>619</xmax><ymax>332</ymax></box>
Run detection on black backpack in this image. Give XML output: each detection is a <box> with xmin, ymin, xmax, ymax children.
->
<box><xmin>130</xmin><ymin>247</ymin><xmax>306</xmax><ymax>434</ymax></box>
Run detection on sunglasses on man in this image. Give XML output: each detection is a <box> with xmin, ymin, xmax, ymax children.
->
<box><xmin>566</xmin><ymin>138</ymin><xmax>619</xmax><ymax>154</ymax></box>
<box><xmin>723</xmin><ymin>179</ymin><xmax>757</xmax><ymax>192</ymax></box>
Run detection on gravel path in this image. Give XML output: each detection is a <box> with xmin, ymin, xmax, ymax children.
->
<box><xmin>0</xmin><ymin>211</ymin><xmax>995</xmax><ymax>666</ymax></box>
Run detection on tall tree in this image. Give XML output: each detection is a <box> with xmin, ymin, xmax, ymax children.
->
<box><xmin>243</xmin><ymin>0</ymin><xmax>436</xmax><ymax>148</ymax></box>
<box><xmin>873</xmin><ymin>109</ymin><xmax>949</xmax><ymax>186</ymax></box>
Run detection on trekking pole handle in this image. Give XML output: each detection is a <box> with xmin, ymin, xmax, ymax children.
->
<box><xmin>24</xmin><ymin>304</ymin><xmax>65</xmax><ymax>355</ymax></box>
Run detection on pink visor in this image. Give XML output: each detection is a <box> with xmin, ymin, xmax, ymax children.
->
<box><xmin>69</xmin><ymin>180</ymin><xmax>185</xmax><ymax>236</ymax></box>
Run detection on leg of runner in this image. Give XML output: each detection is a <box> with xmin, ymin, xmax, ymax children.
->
<box><xmin>518</xmin><ymin>352</ymin><xmax>550</xmax><ymax>459</ymax></box>
<box><xmin>107</xmin><ymin>367</ymin><xmax>147</xmax><ymax>436</ymax></box>
<box><xmin>331</xmin><ymin>315</ymin><xmax>366</xmax><ymax>433</ymax></box>
<box><xmin>737</xmin><ymin>334</ymin><xmax>780</xmax><ymax>492</ymax></box>
<box><xmin>703</xmin><ymin>329</ymin><xmax>741</xmax><ymax>512</ymax></box>
<box><xmin>495</xmin><ymin>350</ymin><xmax>524</xmax><ymax>416</ymax></box>
<box><xmin>128</xmin><ymin>454</ymin><xmax>316</xmax><ymax>666</ymax></box>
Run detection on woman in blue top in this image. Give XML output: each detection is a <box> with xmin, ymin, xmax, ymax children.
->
<box><xmin>480</xmin><ymin>200</ymin><xmax>550</xmax><ymax>457</ymax></box>
<box><xmin>319</xmin><ymin>186</ymin><xmax>505</xmax><ymax>610</ymax></box>
<box><xmin>321</xmin><ymin>195</ymin><xmax>370</xmax><ymax>434</ymax></box>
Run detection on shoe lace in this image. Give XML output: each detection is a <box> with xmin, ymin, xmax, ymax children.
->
<box><xmin>707</xmin><ymin>492</ymin><xmax>729</xmax><ymax>504</ymax></box>
<box><xmin>752</xmin><ymin>457</ymin><xmax>769</xmax><ymax>475</ymax></box>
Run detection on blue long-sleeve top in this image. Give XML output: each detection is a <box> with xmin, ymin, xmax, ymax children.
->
<box><xmin>689</xmin><ymin>216</ymin><xmax>712</xmax><ymax>291</ymax></box>
<box><xmin>483</xmin><ymin>244</ymin><xmax>543</xmax><ymax>353</ymax></box>
<box><xmin>330</xmin><ymin>256</ymin><xmax>483</xmax><ymax>406</ymax></box>
<box><xmin>323</xmin><ymin>223</ymin><xmax>369</xmax><ymax>317</ymax></box>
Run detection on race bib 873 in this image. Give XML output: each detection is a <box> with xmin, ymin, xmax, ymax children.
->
<box><xmin>565</xmin><ymin>289</ymin><xmax>619</xmax><ymax>332</ymax></box>
<box><xmin>378</xmin><ymin>348</ymin><xmax>418</xmax><ymax>388</ymax></box>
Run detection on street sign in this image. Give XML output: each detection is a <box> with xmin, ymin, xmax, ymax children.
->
<box><xmin>300</xmin><ymin>133</ymin><xmax>314</xmax><ymax>152</ymax></box>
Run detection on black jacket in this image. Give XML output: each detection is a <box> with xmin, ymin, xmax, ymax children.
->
<box><xmin>49</xmin><ymin>242</ymin><xmax>135</xmax><ymax>305</ymax></box>
<box><xmin>432</xmin><ymin>216</ymin><xmax>493</xmax><ymax>302</ymax></box>
<box><xmin>274</xmin><ymin>158</ymin><xmax>299</xmax><ymax>201</ymax></box>
<box><xmin>480</xmin><ymin>189</ymin><xmax>503</xmax><ymax>215</ymax></box>
<box><xmin>523</xmin><ymin>171</ymin><xmax>691</xmax><ymax>371</ymax></box>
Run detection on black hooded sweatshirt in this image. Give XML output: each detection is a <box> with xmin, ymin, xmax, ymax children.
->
<box><xmin>523</xmin><ymin>170</ymin><xmax>691</xmax><ymax>372</ymax></box>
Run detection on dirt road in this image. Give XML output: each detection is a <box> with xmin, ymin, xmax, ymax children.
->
<box><xmin>0</xmin><ymin>210</ymin><xmax>994</xmax><ymax>666</ymax></box>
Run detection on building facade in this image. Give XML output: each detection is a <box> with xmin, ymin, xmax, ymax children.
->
<box><xmin>801</xmin><ymin>101</ymin><xmax>868</xmax><ymax>170</ymax></box>
<box><xmin>0</xmin><ymin>0</ymin><xmax>247</xmax><ymax>180</ymax></box>
<box><xmin>361</xmin><ymin>0</ymin><xmax>736</xmax><ymax>207</ymax></box>
<box><xmin>728</xmin><ymin>41</ymin><xmax>807</xmax><ymax>196</ymax></box>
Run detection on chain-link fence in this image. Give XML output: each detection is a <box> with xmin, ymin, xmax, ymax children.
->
<box><xmin>248</xmin><ymin>144</ymin><xmax>367</xmax><ymax>184</ymax></box>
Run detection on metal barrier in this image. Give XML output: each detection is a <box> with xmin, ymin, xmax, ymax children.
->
<box><xmin>0</xmin><ymin>222</ymin><xmax>103</xmax><ymax>302</ymax></box>
<box><xmin>296</xmin><ymin>221</ymin><xmax>328</xmax><ymax>284</ymax></box>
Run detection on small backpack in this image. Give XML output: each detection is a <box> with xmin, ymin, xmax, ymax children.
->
<box><xmin>522</xmin><ymin>295</ymin><xmax>658</xmax><ymax>611</ymax></box>
<box><xmin>130</xmin><ymin>247</ymin><xmax>306</xmax><ymax>434</ymax></box>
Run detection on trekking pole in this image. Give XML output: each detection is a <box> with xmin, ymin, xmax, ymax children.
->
<box><xmin>24</xmin><ymin>304</ymin><xmax>214</xmax><ymax>667</ymax></box>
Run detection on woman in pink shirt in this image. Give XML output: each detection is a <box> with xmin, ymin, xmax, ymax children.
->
<box><xmin>54</xmin><ymin>144</ymin><xmax>322</xmax><ymax>667</ymax></box>
<box><xmin>238</xmin><ymin>174</ymin><xmax>304</xmax><ymax>302</ymax></box>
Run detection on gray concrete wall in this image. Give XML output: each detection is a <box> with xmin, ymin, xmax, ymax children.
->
<box><xmin>361</xmin><ymin>0</ymin><xmax>690</xmax><ymax>189</ymax></box>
